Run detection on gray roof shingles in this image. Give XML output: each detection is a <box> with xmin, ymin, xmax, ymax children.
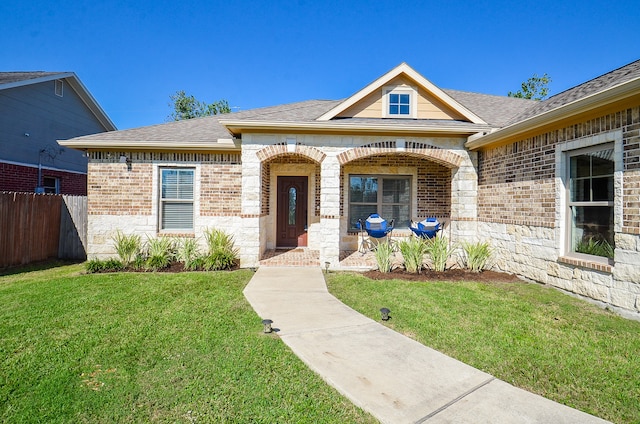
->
<box><xmin>61</xmin><ymin>59</ymin><xmax>640</xmax><ymax>146</ymax></box>
<box><xmin>506</xmin><ymin>59</ymin><xmax>640</xmax><ymax>125</ymax></box>
<box><xmin>0</xmin><ymin>72</ymin><xmax>64</xmax><ymax>86</ymax></box>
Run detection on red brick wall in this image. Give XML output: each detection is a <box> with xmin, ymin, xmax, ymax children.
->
<box><xmin>0</xmin><ymin>162</ymin><xmax>87</xmax><ymax>195</ymax></box>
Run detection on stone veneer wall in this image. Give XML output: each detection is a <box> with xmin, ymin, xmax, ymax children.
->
<box><xmin>477</xmin><ymin>106</ymin><xmax>640</xmax><ymax>314</ymax></box>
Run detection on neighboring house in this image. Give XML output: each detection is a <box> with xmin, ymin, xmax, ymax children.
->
<box><xmin>0</xmin><ymin>72</ymin><xmax>115</xmax><ymax>195</ymax></box>
<box><xmin>60</xmin><ymin>60</ymin><xmax>640</xmax><ymax>314</ymax></box>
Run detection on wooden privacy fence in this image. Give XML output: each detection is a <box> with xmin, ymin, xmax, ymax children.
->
<box><xmin>0</xmin><ymin>192</ymin><xmax>87</xmax><ymax>268</ymax></box>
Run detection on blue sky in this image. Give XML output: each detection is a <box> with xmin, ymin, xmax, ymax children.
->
<box><xmin>2</xmin><ymin>1</ymin><xmax>639</xmax><ymax>130</ymax></box>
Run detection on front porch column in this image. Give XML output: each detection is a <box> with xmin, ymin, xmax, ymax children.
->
<box><xmin>450</xmin><ymin>151</ymin><xmax>478</xmax><ymax>241</ymax></box>
<box><xmin>319</xmin><ymin>153</ymin><xmax>341</xmax><ymax>267</ymax></box>
<box><xmin>239</xmin><ymin>145</ymin><xmax>262</xmax><ymax>267</ymax></box>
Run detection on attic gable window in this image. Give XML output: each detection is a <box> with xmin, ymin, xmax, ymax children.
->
<box><xmin>383</xmin><ymin>86</ymin><xmax>417</xmax><ymax>118</ymax></box>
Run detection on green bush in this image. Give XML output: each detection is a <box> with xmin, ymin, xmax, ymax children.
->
<box><xmin>111</xmin><ymin>231</ymin><xmax>142</xmax><ymax>267</ymax></box>
<box><xmin>398</xmin><ymin>236</ymin><xmax>428</xmax><ymax>273</ymax></box>
<box><xmin>575</xmin><ymin>237</ymin><xmax>614</xmax><ymax>259</ymax></box>
<box><xmin>203</xmin><ymin>228</ymin><xmax>238</xmax><ymax>271</ymax></box>
<box><xmin>460</xmin><ymin>241</ymin><xmax>492</xmax><ymax>272</ymax></box>
<box><xmin>85</xmin><ymin>258</ymin><xmax>105</xmax><ymax>273</ymax></box>
<box><xmin>145</xmin><ymin>237</ymin><xmax>175</xmax><ymax>271</ymax></box>
<box><xmin>176</xmin><ymin>238</ymin><xmax>202</xmax><ymax>271</ymax></box>
<box><xmin>425</xmin><ymin>236</ymin><xmax>455</xmax><ymax>272</ymax></box>
<box><xmin>86</xmin><ymin>258</ymin><xmax>123</xmax><ymax>273</ymax></box>
<box><xmin>374</xmin><ymin>241</ymin><xmax>394</xmax><ymax>273</ymax></box>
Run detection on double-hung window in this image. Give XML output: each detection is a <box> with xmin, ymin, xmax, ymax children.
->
<box><xmin>567</xmin><ymin>145</ymin><xmax>614</xmax><ymax>259</ymax></box>
<box><xmin>160</xmin><ymin>168</ymin><xmax>194</xmax><ymax>231</ymax></box>
<box><xmin>349</xmin><ymin>175</ymin><xmax>411</xmax><ymax>230</ymax></box>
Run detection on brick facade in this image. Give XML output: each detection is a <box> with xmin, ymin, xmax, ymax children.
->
<box><xmin>0</xmin><ymin>162</ymin><xmax>87</xmax><ymax>195</ymax></box>
<box><xmin>341</xmin><ymin>155</ymin><xmax>451</xmax><ymax>219</ymax></box>
<box><xmin>479</xmin><ymin>106</ymin><xmax>640</xmax><ymax>231</ymax></box>
<box><xmin>261</xmin><ymin>155</ymin><xmax>321</xmax><ymax>217</ymax></box>
<box><xmin>477</xmin><ymin>106</ymin><xmax>640</xmax><ymax>314</ymax></box>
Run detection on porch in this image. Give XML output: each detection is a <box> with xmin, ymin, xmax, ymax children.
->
<box><xmin>259</xmin><ymin>248</ymin><xmax>377</xmax><ymax>269</ymax></box>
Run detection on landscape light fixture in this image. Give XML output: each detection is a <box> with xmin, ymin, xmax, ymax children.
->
<box><xmin>380</xmin><ymin>308</ymin><xmax>391</xmax><ymax>321</ymax></box>
<box><xmin>262</xmin><ymin>319</ymin><xmax>273</xmax><ymax>333</ymax></box>
<box><xmin>324</xmin><ymin>261</ymin><xmax>330</xmax><ymax>274</ymax></box>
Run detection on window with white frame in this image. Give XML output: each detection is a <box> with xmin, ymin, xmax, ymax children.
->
<box><xmin>567</xmin><ymin>144</ymin><xmax>614</xmax><ymax>259</ymax></box>
<box><xmin>383</xmin><ymin>86</ymin><xmax>416</xmax><ymax>118</ymax></box>
<box><xmin>160</xmin><ymin>168</ymin><xmax>194</xmax><ymax>231</ymax></box>
<box><xmin>43</xmin><ymin>176</ymin><xmax>59</xmax><ymax>194</ymax></box>
<box><xmin>349</xmin><ymin>175</ymin><xmax>411</xmax><ymax>230</ymax></box>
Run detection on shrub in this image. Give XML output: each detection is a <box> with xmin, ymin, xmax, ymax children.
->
<box><xmin>460</xmin><ymin>241</ymin><xmax>492</xmax><ymax>272</ymax></box>
<box><xmin>398</xmin><ymin>236</ymin><xmax>428</xmax><ymax>273</ymax></box>
<box><xmin>85</xmin><ymin>258</ymin><xmax>105</xmax><ymax>273</ymax></box>
<box><xmin>103</xmin><ymin>258</ymin><xmax>124</xmax><ymax>272</ymax></box>
<box><xmin>176</xmin><ymin>238</ymin><xmax>202</xmax><ymax>271</ymax></box>
<box><xmin>374</xmin><ymin>241</ymin><xmax>394</xmax><ymax>273</ymax></box>
<box><xmin>145</xmin><ymin>237</ymin><xmax>175</xmax><ymax>271</ymax></box>
<box><xmin>425</xmin><ymin>236</ymin><xmax>455</xmax><ymax>272</ymax></box>
<box><xmin>112</xmin><ymin>231</ymin><xmax>142</xmax><ymax>268</ymax></box>
<box><xmin>86</xmin><ymin>258</ymin><xmax>123</xmax><ymax>273</ymax></box>
<box><xmin>203</xmin><ymin>228</ymin><xmax>238</xmax><ymax>271</ymax></box>
<box><xmin>575</xmin><ymin>237</ymin><xmax>614</xmax><ymax>259</ymax></box>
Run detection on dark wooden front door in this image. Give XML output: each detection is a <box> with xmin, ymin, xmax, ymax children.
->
<box><xmin>276</xmin><ymin>176</ymin><xmax>308</xmax><ymax>248</ymax></box>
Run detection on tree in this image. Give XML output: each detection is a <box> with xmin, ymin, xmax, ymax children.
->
<box><xmin>168</xmin><ymin>90</ymin><xmax>231</xmax><ymax>121</ymax></box>
<box><xmin>508</xmin><ymin>73</ymin><xmax>552</xmax><ymax>100</ymax></box>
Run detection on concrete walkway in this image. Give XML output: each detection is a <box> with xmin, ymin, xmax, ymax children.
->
<box><xmin>243</xmin><ymin>267</ymin><xmax>610</xmax><ymax>424</ymax></box>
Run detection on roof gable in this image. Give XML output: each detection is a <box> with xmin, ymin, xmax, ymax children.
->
<box><xmin>0</xmin><ymin>71</ymin><xmax>116</xmax><ymax>131</ymax></box>
<box><xmin>317</xmin><ymin>63</ymin><xmax>487</xmax><ymax>124</ymax></box>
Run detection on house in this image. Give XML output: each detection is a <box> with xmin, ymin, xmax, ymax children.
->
<box><xmin>60</xmin><ymin>60</ymin><xmax>640</xmax><ymax>314</ymax></box>
<box><xmin>0</xmin><ymin>72</ymin><xmax>116</xmax><ymax>194</ymax></box>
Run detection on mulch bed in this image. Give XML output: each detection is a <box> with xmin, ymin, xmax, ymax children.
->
<box><xmin>362</xmin><ymin>267</ymin><xmax>522</xmax><ymax>283</ymax></box>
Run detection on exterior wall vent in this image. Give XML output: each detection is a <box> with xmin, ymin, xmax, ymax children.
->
<box><xmin>55</xmin><ymin>79</ymin><xmax>64</xmax><ymax>97</ymax></box>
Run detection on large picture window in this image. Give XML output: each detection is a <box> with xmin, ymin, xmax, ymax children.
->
<box><xmin>567</xmin><ymin>145</ymin><xmax>614</xmax><ymax>259</ymax></box>
<box><xmin>160</xmin><ymin>168</ymin><xmax>194</xmax><ymax>231</ymax></box>
<box><xmin>349</xmin><ymin>175</ymin><xmax>411</xmax><ymax>230</ymax></box>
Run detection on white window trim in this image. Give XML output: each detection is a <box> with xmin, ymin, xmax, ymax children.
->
<box><xmin>43</xmin><ymin>176</ymin><xmax>60</xmax><ymax>194</ymax></box>
<box><xmin>382</xmin><ymin>85</ymin><xmax>417</xmax><ymax>119</ymax></box>
<box><xmin>153</xmin><ymin>163</ymin><xmax>200</xmax><ymax>234</ymax></box>
<box><xmin>556</xmin><ymin>129</ymin><xmax>623</xmax><ymax>263</ymax></box>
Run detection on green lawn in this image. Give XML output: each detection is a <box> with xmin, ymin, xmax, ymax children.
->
<box><xmin>327</xmin><ymin>272</ymin><xmax>640</xmax><ymax>424</ymax></box>
<box><xmin>0</xmin><ymin>263</ymin><xmax>375</xmax><ymax>423</ymax></box>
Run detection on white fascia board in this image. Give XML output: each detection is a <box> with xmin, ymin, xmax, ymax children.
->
<box><xmin>466</xmin><ymin>77</ymin><xmax>640</xmax><ymax>150</ymax></box>
<box><xmin>58</xmin><ymin>138</ymin><xmax>240</xmax><ymax>151</ymax></box>
<box><xmin>220</xmin><ymin>119</ymin><xmax>488</xmax><ymax>135</ymax></box>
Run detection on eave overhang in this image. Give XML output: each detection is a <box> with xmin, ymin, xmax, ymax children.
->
<box><xmin>466</xmin><ymin>77</ymin><xmax>640</xmax><ymax>150</ymax></box>
<box><xmin>58</xmin><ymin>138</ymin><xmax>240</xmax><ymax>151</ymax></box>
<box><xmin>219</xmin><ymin>119</ymin><xmax>491</xmax><ymax>137</ymax></box>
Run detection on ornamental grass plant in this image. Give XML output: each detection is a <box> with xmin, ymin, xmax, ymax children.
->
<box><xmin>111</xmin><ymin>230</ymin><xmax>142</xmax><ymax>268</ymax></box>
<box><xmin>398</xmin><ymin>236</ymin><xmax>428</xmax><ymax>273</ymax></box>
<box><xmin>460</xmin><ymin>240</ymin><xmax>492</xmax><ymax>272</ymax></box>
<box><xmin>373</xmin><ymin>241</ymin><xmax>394</xmax><ymax>273</ymax></box>
<box><xmin>425</xmin><ymin>236</ymin><xmax>455</xmax><ymax>272</ymax></box>
<box><xmin>203</xmin><ymin>228</ymin><xmax>238</xmax><ymax>270</ymax></box>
